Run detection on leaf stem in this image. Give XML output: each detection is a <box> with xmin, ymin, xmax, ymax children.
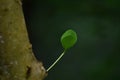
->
<box><xmin>47</xmin><ymin>50</ymin><xmax>66</xmax><ymax>72</ymax></box>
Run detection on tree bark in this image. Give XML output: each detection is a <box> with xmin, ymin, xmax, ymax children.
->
<box><xmin>0</xmin><ymin>0</ymin><xmax>46</xmax><ymax>80</ymax></box>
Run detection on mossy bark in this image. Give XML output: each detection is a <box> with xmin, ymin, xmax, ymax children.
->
<box><xmin>0</xmin><ymin>0</ymin><xmax>46</xmax><ymax>80</ymax></box>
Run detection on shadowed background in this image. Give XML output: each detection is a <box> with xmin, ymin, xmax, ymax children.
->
<box><xmin>23</xmin><ymin>0</ymin><xmax>120</xmax><ymax>80</ymax></box>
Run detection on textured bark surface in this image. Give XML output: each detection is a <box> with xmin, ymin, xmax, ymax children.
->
<box><xmin>0</xmin><ymin>0</ymin><xmax>46</xmax><ymax>80</ymax></box>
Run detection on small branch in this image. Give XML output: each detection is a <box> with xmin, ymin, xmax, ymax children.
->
<box><xmin>47</xmin><ymin>51</ymin><xmax>66</xmax><ymax>72</ymax></box>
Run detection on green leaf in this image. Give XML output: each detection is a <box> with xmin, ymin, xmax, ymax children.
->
<box><xmin>61</xmin><ymin>29</ymin><xmax>77</xmax><ymax>50</ymax></box>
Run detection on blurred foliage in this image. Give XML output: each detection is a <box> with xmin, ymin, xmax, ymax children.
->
<box><xmin>23</xmin><ymin>0</ymin><xmax>120</xmax><ymax>80</ymax></box>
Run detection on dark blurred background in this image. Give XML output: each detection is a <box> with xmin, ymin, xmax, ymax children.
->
<box><xmin>23</xmin><ymin>0</ymin><xmax>120</xmax><ymax>80</ymax></box>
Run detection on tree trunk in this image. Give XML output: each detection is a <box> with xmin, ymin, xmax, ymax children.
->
<box><xmin>0</xmin><ymin>0</ymin><xmax>46</xmax><ymax>80</ymax></box>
